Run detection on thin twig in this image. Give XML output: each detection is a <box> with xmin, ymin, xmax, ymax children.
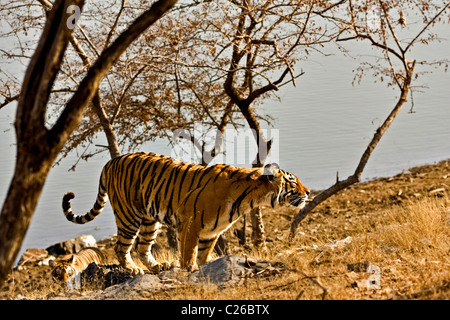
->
<box><xmin>404</xmin><ymin>2</ymin><xmax>450</xmax><ymax>54</ymax></box>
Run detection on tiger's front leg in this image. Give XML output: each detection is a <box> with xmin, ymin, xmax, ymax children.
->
<box><xmin>196</xmin><ymin>236</ymin><xmax>219</xmax><ymax>266</ymax></box>
<box><xmin>177</xmin><ymin>214</ymin><xmax>200</xmax><ymax>272</ymax></box>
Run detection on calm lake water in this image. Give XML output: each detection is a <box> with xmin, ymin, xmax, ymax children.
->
<box><xmin>1</xmin><ymin>26</ymin><xmax>449</xmax><ymax>262</ymax></box>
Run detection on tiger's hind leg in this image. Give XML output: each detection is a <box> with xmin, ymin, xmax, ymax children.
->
<box><xmin>136</xmin><ymin>216</ymin><xmax>162</xmax><ymax>272</ymax></box>
<box><xmin>114</xmin><ymin>215</ymin><xmax>144</xmax><ymax>275</ymax></box>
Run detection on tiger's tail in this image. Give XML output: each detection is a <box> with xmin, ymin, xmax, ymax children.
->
<box><xmin>62</xmin><ymin>168</ymin><xmax>108</xmax><ymax>224</ymax></box>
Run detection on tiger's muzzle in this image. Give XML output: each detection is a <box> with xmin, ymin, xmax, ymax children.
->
<box><xmin>289</xmin><ymin>194</ymin><xmax>308</xmax><ymax>207</ymax></box>
<box><xmin>285</xmin><ymin>190</ymin><xmax>309</xmax><ymax>207</ymax></box>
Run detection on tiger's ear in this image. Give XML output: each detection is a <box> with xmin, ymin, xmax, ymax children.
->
<box><xmin>262</xmin><ymin>163</ymin><xmax>281</xmax><ymax>181</ymax></box>
<box><xmin>66</xmin><ymin>255</ymin><xmax>75</xmax><ymax>264</ymax></box>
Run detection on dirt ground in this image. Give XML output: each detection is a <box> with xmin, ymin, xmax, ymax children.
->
<box><xmin>1</xmin><ymin>159</ymin><xmax>449</xmax><ymax>300</ymax></box>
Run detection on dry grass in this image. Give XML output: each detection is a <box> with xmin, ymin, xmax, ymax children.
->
<box><xmin>142</xmin><ymin>195</ymin><xmax>450</xmax><ymax>300</ymax></box>
<box><xmin>313</xmin><ymin>196</ymin><xmax>450</xmax><ymax>300</ymax></box>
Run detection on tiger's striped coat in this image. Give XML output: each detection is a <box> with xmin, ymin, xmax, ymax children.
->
<box><xmin>62</xmin><ymin>152</ymin><xmax>309</xmax><ymax>273</ymax></box>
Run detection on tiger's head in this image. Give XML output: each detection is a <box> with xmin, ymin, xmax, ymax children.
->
<box><xmin>262</xmin><ymin>163</ymin><xmax>310</xmax><ymax>208</ymax></box>
<box><xmin>49</xmin><ymin>255</ymin><xmax>76</xmax><ymax>283</ymax></box>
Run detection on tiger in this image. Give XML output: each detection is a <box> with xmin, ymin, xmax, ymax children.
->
<box><xmin>49</xmin><ymin>247</ymin><xmax>105</xmax><ymax>289</ymax></box>
<box><xmin>62</xmin><ymin>152</ymin><xmax>309</xmax><ymax>274</ymax></box>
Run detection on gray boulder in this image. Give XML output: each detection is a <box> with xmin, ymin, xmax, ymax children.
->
<box><xmin>189</xmin><ymin>255</ymin><xmax>254</xmax><ymax>287</ymax></box>
<box><xmin>94</xmin><ymin>274</ymin><xmax>170</xmax><ymax>300</ymax></box>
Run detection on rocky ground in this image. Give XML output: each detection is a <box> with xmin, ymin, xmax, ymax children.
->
<box><xmin>0</xmin><ymin>159</ymin><xmax>449</xmax><ymax>300</ymax></box>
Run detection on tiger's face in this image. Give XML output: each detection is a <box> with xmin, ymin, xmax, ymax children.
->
<box><xmin>279</xmin><ymin>169</ymin><xmax>310</xmax><ymax>207</ymax></box>
<box><xmin>264</xmin><ymin>164</ymin><xmax>310</xmax><ymax>208</ymax></box>
<box><xmin>49</xmin><ymin>257</ymin><xmax>76</xmax><ymax>283</ymax></box>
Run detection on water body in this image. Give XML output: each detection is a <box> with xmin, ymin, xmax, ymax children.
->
<box><xmin>0</xmin><ymin>26</ymin><xmax>449</xmax><ymax>261</ymax></box>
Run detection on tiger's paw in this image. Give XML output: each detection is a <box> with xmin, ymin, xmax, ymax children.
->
<box><xmin>142</xmin><ymin>261</ymin><xmax>170</xmax><ymax>274</ymax></box>
<box><xmin>146</xmin><ymin>264</ymin><xmax>161</xmax><ymax>274</ymax></box>
<box><xmin>126</xmin><ymin>265</ymin><xmax>145</xmax><ymax>276</ymax></box>
<box><xmin>179</xmin><ymin>258</ymin><xmax>198</xmax><ymax>272</ymax></box>
<box><xmin>121</xmin><ymin>261</ymin><xmax>144</xmax><ymax>275</ymax></box>
<box><xmin>117</xmin><ymin>252</ymin><xmax>144</xmax><ymax>275</ymax></box>
<box><xmin>186</xmin><ymin>263</ymin><xmax>198</xmax><ymax>273</ymax></box>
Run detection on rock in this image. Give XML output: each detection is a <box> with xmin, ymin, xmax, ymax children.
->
<box><xmin>94</xmin><ymin>274</ymin><xmax>166</xmax><ymax>300</ymax></box>
<box><xmin>81</xmin><ymin>263</ymin><xmax>133</xmax><ymax>290</ymax></box>
<box><xmin>46</xmin><ymin>234</ymin><xmax>97</xmax><ymax>256</ymax></box>
<box><xmin>17</xmin><ymin>248</ymin><xmax>49</xmax><ymax>267</ymax></box>
<box><xmin>127</xmin><ymin>274</ymin><xmax>164</xmax><ymax>291</ymax></box>
<box><xmin>189</xmin><ymin>255</ymin><xmax>254</xmax><ymax>287</ymax></box>
<box><xmin>321</xmin><ymin>236</ymin><xmax>352</xmax><ymax>251</ymax></box>
<box><xmin>419</xmin><ymin>238</ymin><xmax>433</xmax><ymax>247</ymax></box>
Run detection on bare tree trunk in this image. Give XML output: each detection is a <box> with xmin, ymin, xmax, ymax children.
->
<box><xmin>289</xmin><ymin>61</ymin><xmax>417</xmax><ymax>243</ymax></box>
<box><xmin>66</xmin><ymin>19</ymin><xmax>121</xmax><ymax>159</ymax></box>
<box><xmin>228</xmin><ymin>106</ymin><xmax>271</xmax><ymax>249</ymax></box>
<box><xmin>91</xmin><ymin>92</ymin><xmax>121</xmax><ymax>159</ymax></box>
<box><xmin>0</xmin><ymin>157</ymin><xmax>52</xmax><ymax>282</ymax></box>
<box><xmin>250</xmin><ymin>207</ymin><xmax>266</xmax><ymax>248</ymax></box>
<box><xmin>223</xmin><ymin>0</ymin><xmax>296</xmax><ymax>250</ymax></box>
<box><xmin>234</xmin><ymin>215</ymin><xmax>247</xmax><ymax>246</ymax></box>
<box><xmin>0</xmin><ymin>0</ymin><xmax>86</xmax><ymax>286</ymax></box>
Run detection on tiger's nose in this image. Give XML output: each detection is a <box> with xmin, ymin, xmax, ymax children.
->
<box><xmin>305</xmin><ymin>190</ymin><xmax>310</xmax><ymax>196</ymax></box>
